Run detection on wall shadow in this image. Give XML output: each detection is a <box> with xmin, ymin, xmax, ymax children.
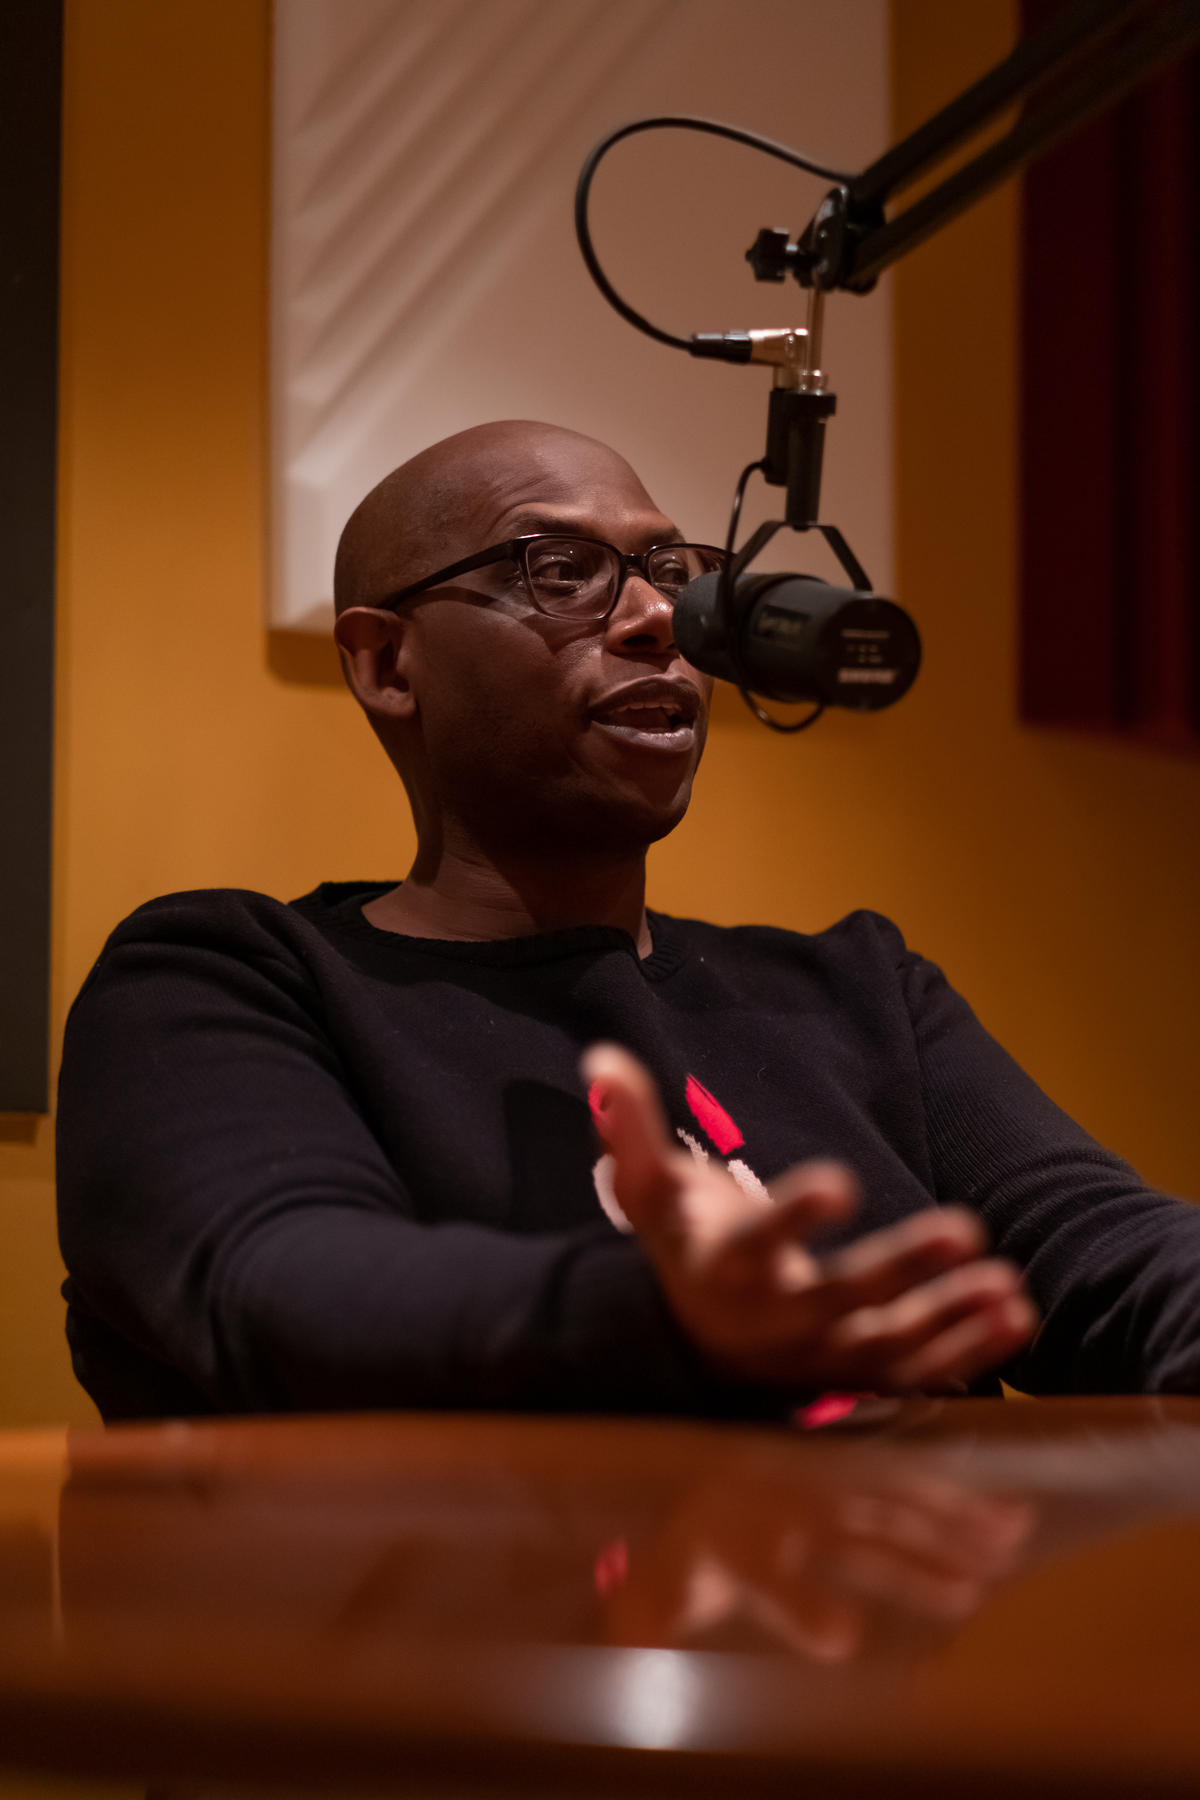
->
<box><xmin>266</xmin><ymin>630</ymin><xmax>343</xmax><ymax>687</ymax></box>
<box><xmin>0</xmin><ymin>1115</ymin><xmax>41</xmax><ymax>1143</ymax></box>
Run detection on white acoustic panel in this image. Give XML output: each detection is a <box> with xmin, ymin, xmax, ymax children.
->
<box><xmin>271</xmin><ymin>0</ymin><xmax>893</xmax><ymax>630</ymax></box>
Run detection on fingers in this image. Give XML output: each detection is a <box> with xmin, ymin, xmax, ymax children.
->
<box><xmin>886</xmin><ymin>1290</ymin><xmax>1037</xmax><ymax>1392</ymax></box>
<box><xmin>582</xmin><ymin>1043</ymin><xmax>682</xmax><ymax>1230</ymax></box>
<box><xmin>814</xmin><ymin>1206</ymin><xmax>987</xmax><ymax>1318</ymax></box>
<box><xmin>765</xmin><ymin>1161</ymin><xmax>860</xmax><ymax>1232</ymax></box>
<box><xmin>738</xmin><ymin>1161</ymin><xmax>859</xmax><ymax>1256</ymax></box>
<box><xmin>819</xmin><ymin>1259</ymin><xmax>1036</xmax><ymax>1391</ymax></box>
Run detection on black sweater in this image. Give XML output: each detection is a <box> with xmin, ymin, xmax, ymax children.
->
<box><xmin>55</xmin><ymin>883</ymin><xmax>1200</xmax><ymax>1420</ymax></box>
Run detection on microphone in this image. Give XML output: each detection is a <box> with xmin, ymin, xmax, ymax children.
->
<box><xmin>675</xmin><ymin>571</ymin><xmax>921</xmax><ymax>711</ymax></box>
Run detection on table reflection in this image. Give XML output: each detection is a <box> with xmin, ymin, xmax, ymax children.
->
<box><xmin>43</xmin><ymin>1399</ymin><xmax>1200</xmax><ymax>1666</ymax></box>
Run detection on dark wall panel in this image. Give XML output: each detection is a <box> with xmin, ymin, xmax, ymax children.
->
<box><xmin>1019</xmin><ymin>0</ymin><xmax>1200</xmax><ymax>752</ymax></box>
<box><xmin>0</xmin><ymin>1</ymin><xmax>61</xmax><ymax>1110</ymax></box>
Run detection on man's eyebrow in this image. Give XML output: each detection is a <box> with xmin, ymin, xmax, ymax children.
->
<box><xmin>504</xmin><ymin>513</ymin><xmax>686</xmax><ymax>545</ymax></box>
<box><xmin>503</xmin><ymin>514</ymin><xmax>577</xmax><ymax>537</ymax></box>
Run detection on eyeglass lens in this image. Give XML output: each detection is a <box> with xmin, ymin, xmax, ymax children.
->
<box><xmin>522</xmin><ymin>538</ymin><xmax>724</xmax><ymax>616</ymax></box>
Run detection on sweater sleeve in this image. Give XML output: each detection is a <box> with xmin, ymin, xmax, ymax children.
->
<box><xmin>55</xmin><ymin>897</ymin><xmax>755</xmax><ymax>1422</ymax></box>
<box><xmin>895</xmin><ymin>934</ymin><xmax>1200</xmax><ymax>1394</ymax></box>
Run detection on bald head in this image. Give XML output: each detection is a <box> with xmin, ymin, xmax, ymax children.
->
<box><xmin>333</xmin><ymin>420</ymin><xmax>657</xmax><ymax>616</ymax></box>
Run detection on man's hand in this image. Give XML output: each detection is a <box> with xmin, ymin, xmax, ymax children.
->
<box><xmin>583</xmin><ymin>1043</ymin><xmax>1036</xmax><ymax>1394</ymax></box>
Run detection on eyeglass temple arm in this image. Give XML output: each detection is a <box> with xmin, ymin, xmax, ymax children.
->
<box><xmin>378</xmin><ymin>541</ymin><xmax>519</xmax><ymax>610</ymax></box>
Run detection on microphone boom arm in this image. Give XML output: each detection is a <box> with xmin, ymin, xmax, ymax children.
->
<box><xmin>778</xmin><ymin>0</ymin><xmax>1200</xmax><ymax>295</ymax></box>
<box><xmin>736</xmin><ymin>0</ymin><xmax>1199</xmax><ymax>622</ymax></box>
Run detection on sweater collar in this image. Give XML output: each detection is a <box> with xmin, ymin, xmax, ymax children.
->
<box><xmin>293</xmin><ymin>882</ymin><xmax>689</xmax><ymax>982</ymax></box>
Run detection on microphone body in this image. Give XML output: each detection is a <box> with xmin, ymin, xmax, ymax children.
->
<box><xmin>675</xmin><ymin>572</ymin><xmax>921</xmax><ymax>710</ymax></box>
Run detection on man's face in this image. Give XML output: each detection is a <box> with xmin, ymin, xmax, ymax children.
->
<box><xmin>398</xmin><ymin>436</ymin><xmax>713</xmax><ymax>857</ymax></box>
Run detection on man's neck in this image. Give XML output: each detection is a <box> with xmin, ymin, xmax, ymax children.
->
<box><xmin>362</xmin><ymin>841</ymin><xmax>654</xmax><ymax>957</ymax></box>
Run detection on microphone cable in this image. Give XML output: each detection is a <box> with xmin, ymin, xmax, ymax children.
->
<box><xmin>576</xmin><ymin>115</ymin><xmax>843</xmax><ymax>729</ymax></box>
<box><xmin>574</xmin><ymin>116</ymin><xmax>850</xmax><ymax>355</ymax></box>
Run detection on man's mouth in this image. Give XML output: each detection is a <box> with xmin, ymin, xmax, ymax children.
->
<box><xmin>588</xmin><ymin>685</ymin><xmax>701</xmax><ymax>754</ymax></box>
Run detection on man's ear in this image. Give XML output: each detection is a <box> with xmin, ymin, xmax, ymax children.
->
<box><xmin>333</xmin><ymin>607</ymin><xmax>417</xmax><ymax>721</ymax></box>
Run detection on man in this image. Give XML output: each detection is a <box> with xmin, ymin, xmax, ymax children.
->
<box><xmin>56</xmin><ymin>421</ymin><xmax>1200</xmax><ymax>1420</ymax></box>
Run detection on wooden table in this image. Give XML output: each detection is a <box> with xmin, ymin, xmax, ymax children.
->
<box><xmin>2</xmin><ymin>1398</ymin><xmax>1200</xmax><ymax>1798</ymax></box>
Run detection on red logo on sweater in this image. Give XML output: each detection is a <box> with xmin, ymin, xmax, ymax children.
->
<box><xmin>684</xmin><ymin>1075</ymin><xmax>744</xmax><ymax>1155</ymax></box>
<box><xmin>592</xmin><ymin>1072</ymin><xmax>767</xmax><ymax>1231</ymax></box>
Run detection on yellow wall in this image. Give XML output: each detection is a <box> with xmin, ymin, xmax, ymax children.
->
<box><xmin>1</xmin><ymin>0</ymin><xmax>1198</xmax><ymax>1432</ymax></box>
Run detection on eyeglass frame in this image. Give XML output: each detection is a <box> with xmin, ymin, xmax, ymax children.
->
<box><xmin>370</xmin><ymin>534</ymin><xmax>729</xmax><ymax>620</ymax></box>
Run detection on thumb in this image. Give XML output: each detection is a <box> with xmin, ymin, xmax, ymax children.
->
<box><xmin>582</xmin><ymin>1043</ymin><xmax>682</xmax><ymax>1229</ymax></box>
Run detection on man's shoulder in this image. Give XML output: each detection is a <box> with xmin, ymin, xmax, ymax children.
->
<box><xmin>105</xmin><ymin>880</ymin><xmax>392</xmax><ymax>943</ymax></box>
<box><xmin>657</xmin><ymin>906</ymin><xmax>912</xmax><ymax>970</ymax></box>
<box><xmin>103</xmin><ymin>885</ymin><xmax>306</xmax><ymax>950</ymax></box>
<box><xmin>79</xmin><ymin>882</ymin><xmax>399</xmax><ymax>999</ymax></box>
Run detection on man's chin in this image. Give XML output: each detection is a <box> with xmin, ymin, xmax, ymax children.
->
<box><xmin>455</xmin><ymin>740</ymin><xmax>703</xmax><ymax>858</ymax></box>
<box><xmin>570</xmin><ymin>775</ymin><xmax>697</xmax><ymax>854</ymax></box>
<box><xmin>500</xmin><ymin>782</ymin><xmax>696</xmax><ymax>858</ymax></box>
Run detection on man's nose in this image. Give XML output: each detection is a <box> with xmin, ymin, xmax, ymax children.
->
<box><xmin>604</xmin><ymin>571</ymin><xmax>676</xmax><ymax>657</ymax></box>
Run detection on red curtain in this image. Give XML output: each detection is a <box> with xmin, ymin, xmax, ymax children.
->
<box><xmin>1020</xmin><ymin>1</ymin><xmax>1200</xmax><ymax>751</ymax></box>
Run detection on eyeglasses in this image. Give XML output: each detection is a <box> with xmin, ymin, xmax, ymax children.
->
<box><xmin>374</xmin><ymin>534</ymin><xmax>728</xmax><ymax>621</ymax></box>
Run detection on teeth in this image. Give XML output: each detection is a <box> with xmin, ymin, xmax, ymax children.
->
<box><xmin>592</xmin><ymin>691</ymin><xmax>695</xmax><ymax>737</ymax></box>
<box><xmin>603</xmin><ymin>707</ymin><xmax>674</xmax><ymax>730</ymax></box>
<box><xmin>606</xmin><ymin>700</ymin><xmax>688</xmax><ymax>722</ymax></box>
